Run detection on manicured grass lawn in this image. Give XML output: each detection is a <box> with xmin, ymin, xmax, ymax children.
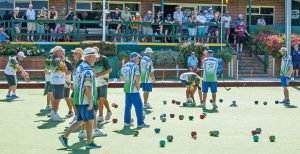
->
<box><xmin>0</xmin><ymin>87</ymin><xmax>299</xmax><ymax>154</ymax></box>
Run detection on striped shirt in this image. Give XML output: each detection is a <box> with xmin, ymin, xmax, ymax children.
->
<box><xmin>140</xmin><ymin>55</ymin><xmax>154</xmax><ymax>83</ymax></box>
<box><xmin>203</xmin><ymin>57</ymin><xmax>218</xmax><ymax>82</ymax></box>
<box><xmin>120</xmin><ymin>61</ymin><xmax>140</xmax><ymax>93</ymax></box>
<box><xmin>280</xmin><ymin>56</ymin><xmax>293</xmax><ymax>77</ymax></box>
<box><xmin>180</xmin><ymin>72</ymin><xmax>202</xmax><ymax>87</ymax></box>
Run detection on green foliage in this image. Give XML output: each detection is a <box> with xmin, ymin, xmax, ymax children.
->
<box><xmin>0</xmin><ymin>42</ymin><xmax>45</xmax><ymax>56</ymax></box>
<box><xmin>152</xmin><ymin>49</ymin><xmax>185</xmax><ymax>66</ymax></box>
<box><xmin>117</xmin><ymin>50</ymin><xmax>130</xmax><ymax>60</ymax></box>
<box><xmin>215</xmin><ymin>47</ymin><xmax>233</xmax><ymax>63</ymax></box>
<box><xmin>80</xmin><ymin>41</ymin><xmax>117</xmax><ymax>56</ymax></box>
<box><xmin>176</xmin><ymin>43</ymin><xmax>207</xmax><ymax>66</ymax></box>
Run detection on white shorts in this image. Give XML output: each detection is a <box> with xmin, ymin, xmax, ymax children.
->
<box><xmin>65</xmin><ymin>24</ymin><xmax>74</xmax><ymax>33</ymax></box>
<box><xmin>27</xmin><ymin>22</ymin><xmax>36</xmax><ymax>31</ymax></box>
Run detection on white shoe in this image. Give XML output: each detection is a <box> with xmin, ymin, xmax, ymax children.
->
<box><xmin>45</xmin><ymin>105</ymin><xmax>52</xmax><ymax>111</ymax></box>
<box><xmin>138</xmin><ymin>123</ymin><xmax>150</xmax><ymax>128</ymax></box>
<box><xmin>105</xmin><ymin>112</ymin><xmax>112</xmax><ymax>121</ymax></box>
<box><xmin>92</xmin><ymin>129</ymin><xmax>107</xmax><ymax>138</ymax></box>
<box><xmin>78</xmin><ymin>130</ymin><xmax>87</xmax><ymax>139</ymax></box>
<box><xmin>143</xmin><ymin>103</ymin><xmax>153</xmax><ymax>109</ymax></box>
<box><xmin>51</xmin><ymin>113</ymin><xmax>64</xmax><ymax>122</ymax></box>
<box><xmin>97</xmin><ymin>116</ymin><xmax>104</xmax><ymax>123</ymax></box>
<box><xmin>69</xmin><ymin>116</ymin><xmax>77</xmax><ymax>125</ymax></box>
<box><xmin>212</xmin><ymin>103</ymin><xmax>218</xmax><ymax>109</ymax></box>
<box><xmin>124</xmin><ymin>123</ymin><xmax>134</xmax><ymax>127</ymax></box>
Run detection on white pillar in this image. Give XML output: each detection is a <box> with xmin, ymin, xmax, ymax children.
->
<box><xmin>285</xmin><ymin>0</ymin><xmax>292</xmax><ymax>55</ymax></box>
<box><xmin>102</xmin><ymin>0</ymin><xmax>106</xmax><ymax>42</ymax></box>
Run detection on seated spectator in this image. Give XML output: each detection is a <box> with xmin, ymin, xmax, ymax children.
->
<box><xmin>142</xmin><ymin>10</ymin><xmax>154</xmax><ymax>42</ymax></box>
<box><xmin>0</xmin><ymin>28</ymin><xmax>10</xmax><ymax>42</ymax></box>
<box><xmin>37</xmin><ymin>7</ymin><xmax>47</xmax><ymax>41</ymax></box>
<box><xmin>292</xmin><ymin>44</ymin><xmax>300</xmax><ymax>78</ymax></box>
<box><xmin>130</xmin><ymin>12</ymin><xmax>142</xmax><ymax>42</ymax></box>
<box><xmin>163</xmin><ymin>14</ymin><xmax>173</xmax><ymax>43</ymax></box>
<box><xmin>181</xmin><ymin>12</ymin><xmax>189</xmax><ymax>42</ymax></box>
<box><xmin>188</xmin><ymin>52</ymin><xmax>201</xmax><ymax>73</ymax></box>
<box><xmin>188</xmin><ymin>11</ymin><xmax>197</xmax><ymax>42</ymax></box>
<box><xmin>196</xmin><ymin>10</ymin><xmax>206</xmax><ymax>43</ymax></box>
<box><xmin>257</xmin><ymin>16</ymin><xmax>266</xmax><ymax>26</ymax></box>
<box><xmin>235</xmin><ymin>21</ymin><xmax>248</xmax><ymax>54</ymax></box>
<box><xmin>221</xmin><ymin>11</ymin><xmax>232</xmax><ymax>41</ymax></box>
<box><xmin>207</xmin><ymin>13</ymin><xmax>221</xmax><ymax>43</ymax></box>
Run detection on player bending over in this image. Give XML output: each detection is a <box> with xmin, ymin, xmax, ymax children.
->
<box><xmin>179</xmin><ymin>72</ymin><xmax>202</xmax><ymax>105</ymax></box>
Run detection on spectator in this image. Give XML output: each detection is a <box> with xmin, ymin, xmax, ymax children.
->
<box><xmin>188</xmin><ymin>52</ymin><xmax>201</xmax><ymax>73</ymax></box>
<box><xmin>121</xmin><ymin>7</ymin><xmax>131</xmax><ymax>42</ymax></box>
<box><xmin>163</xmin><ymin>14</ymin><xmax>173</xmax><ymax>43</ymax></box>
<box><xmin>0</xmin><ymin>28</ymin><xmax>10</xmax><ymax>42</ymax></box>
<box><xmin>12</xmin><ymin>7</ymin><xmax>22</xmax><ymax>42</ymax></box>
<box><xmin>292</xmin><ymin>44</ymin><xmax>300</xmax><ymax>78</ymax></box>
<box><xmin>200</xmin><ymin>49</ymin><xmax>208</xmax><ymax>67</ymax></box>
<box><xmin>181</xmin><ymin>12</ymin><xmax>189</xmax><ymax>42</ymax></box>
<box><xmin>196</xmin><ymin>10</ymin><xmax>206</xmax><ymax>43</ymax></box>
<box><xmin>26</xmin><ymin>4</ymin><xmax>36</xmax><ymax>42</ymax></box>
<box><xmin>111</xmin><ymin>8</ymin><xmax>122</xmax><ymax>42</ymax></box>
<box><xmin>207</xmin><ymin>13</ymin><xmax>221</xmax><ymax>43</ymax></box>
<box><xmin>173</xmin><ymin>6</ymin><xmax>183</xmax><ymax>42</ymax></box>
<box><xmin>3</xmin><ymin>10</ymin><xmax>12</xmax><ymax>20</ymax></box>
<box><xmin>130</xmin><ymin>12</ymin><xmax>142</xmax><ymax>42</ymax></box>
<box><xmin>232</xmin><ymin>13</ymin><xmax>245</xmax><ymax>44</ymax></box>
<box><xmin>142</xmin><ymin>10</ymin><xmax>154</xmax><ymax>42</ymax></box>
<box><xmin>205</xmin><ymin>8</ymin><xmax>214</xmax><ymax>36</ymax></box>
<box><xmin>65</xmin><ymin>7</ymin><xmax>78</xmax><ymax>41</ymax></box>
<box><xmin>48</xmin><ymin>6</ymin><xmax>58</xmax><ymax>41</ymax></box>
<box><xmin>37</xmin><ymin>7</ymin><xmax>47</xmax><ymax>41</ymax></box>
<box><xmin>235</xmin><ymin>21</ymin><xmax>248</xmax><ymax>54</ymax></box>
<box><xmin>153</xmin><ymin>11</ymin><xmax>163</xmax><ymax>42</ymax></box>
<box><xmin>188</xmin><ymin>11</ymin><xmax>197</xmax><ymax>42</ymax></box>
<box><xmin>221</xmin><ymin>11</ymin><xmax>232</xmax><ymax>41</ymax></box>
<box><xmin>257</xmin><ymin>16</ymin><xmax>266</xmax><ymax>26</ymax></box>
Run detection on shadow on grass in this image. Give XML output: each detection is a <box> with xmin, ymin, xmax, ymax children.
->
<box><xmin>35</xmin><ymin>109</ymin><xmax>50</xmax><ymax>117</ymax></box>
<box><xmin>36</xmin><ymin>119</ymin><xmax>61</xmax><ymax>129</ymax></box>
<box><xmin>179</xmin><ymin>105</ymin><xmax>200</xmax><ymax>108</ymax></box>
<box><xmin>57</xmin><ymin>140</ymin><xmax>90</xmax><ymax>154</ymax></box>
<box><xmin>98</xmin><ymin>121</ymin><xmax>109</xmax><ymax>129</ymax></box>
<box><xmin>58</xmin><ymin>126</ymin><xmax>81</xmax><ymax>135</ymax></box>
<box><xmin>202</xmin><ymin>108</ymin><xmax>219</xmax><ymax>113</ymax></box>
<box><xmin>292</xmin><ymin>86</ymin><xmax>300</xmax><ymax>91</ymax></box>
<box><xmin>285</xmin><ymin>104</ymin><xmax>298</xmax><ymax>108</ymax></box>
<box><xmin>0</xmin><ymin>99</ymin><xmax>13</xmax><ymax>102</ymax></box>
<box><xmin>143</xmin><ymin>109</ymin><xmax>153</xmax><ymax>115</ymax></box>
<box><xmin>113</xmin><ymin>127</ymin><xmax>137</xmax><ymax>136</ymax></box>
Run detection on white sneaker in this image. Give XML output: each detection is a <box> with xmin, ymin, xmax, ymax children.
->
<box><xmin>97</xmin><ymin>116</ymin><xmax>104</xmax><ymax>123</ymax></box>
<box><xmin>124</xmin><ymin>123</ymin><xmax>134</xmax><ymax>127</ymax></box>
<box><xmin>69</xmin><ymin>116</ymin><xmax>77</xmax><ymax>125</ymax></box>
<box><xmin>78</xmin><ymin>130</ymin><xmax>87</xmax><ymax>139</ymax></box>
<box><xmin>138</xmin><ymin>123</ymin><xmax>150</xmax><ymax>128</ymax></box>
<box><xmin>105</xmin><ymin>112</ymin><xmax>112</xmax><ymax>121</ymax></box>
<box><xmin>92</xmin><ymin>129</ymin><xmax>107</xmax><ymax>138</ymax></box>
<box><xmin>143</xmin><ymin>103</ymin><xmax>153</xmax><ymax>109</ymax></box>
<box><xmin>45</xmin><ymin>105</ymin><xmax>52</xmax><ymax>111</ymax></box>
<box><xmin>212</xmin><ymin>103</ymin><xmax>218</xmax><ymax>109</ymax></box>
<box><xmin>51</xmin><ymin>113</ymin><xmax>64</xmax><ymax>122</ymax></box>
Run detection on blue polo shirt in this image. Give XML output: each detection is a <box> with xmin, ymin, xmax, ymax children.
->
<box><xmin>0</xmin><ymin>34</ymin><xmax>7</xmax><ymax>41</ymax></box>
<box><xmin>292</xmin><ymin>50</ymin><xmax>300</xmax><ymax>61</ymax></box>
<box><xmin>188</xmin><ymin>56</ymin><xmax>199</xmax><ymax>68</ymax></box>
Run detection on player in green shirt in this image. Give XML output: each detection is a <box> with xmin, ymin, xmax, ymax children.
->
<box><xmin>180</xmin><ymin>72</ymin><xmax>202</xmax><ymax>105</ymax></box>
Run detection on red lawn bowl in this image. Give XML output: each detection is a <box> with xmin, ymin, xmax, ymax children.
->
<box><xmin>252</xmin><ymin>130</ymin><xmax>258</xmax><ymax>136</ymax></box>
<box><xmin>170</xmin><ymin>114</ymin><xmax>175</xmax><ymax>118</ymax></box>
<box><xmin>191</xmin><ymin>131</ymin><xmax>197</xmax><ymax>138</ymax></box>
<box><xmin>200</xmin><ymin>114</ymin><xmax>205</xmax><ymax>119</ymax></box>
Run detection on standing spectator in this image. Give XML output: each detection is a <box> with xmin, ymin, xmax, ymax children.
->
<box><xmin>292</xmin><ymin>44</ymin><xmax>300</xmax><ymax>78</ymax></box>
<box><xmin>163</xmin><ymin>14</ymin><xmax>173</xmax><ymax>43</ymax></box>
<box><xmin>130</xmin><ymin>12</ymin><xmax>142</xmax><ymax>42</ymax></box>
<box><xmin>48</xmin><ymin>6</ymin><xmax>58</xmax><ymax>41</ymax></box>
<box><xmin>153</xmin><ymin>11</ymin><xmax>163</xmax><ymax>42</ymax></box>
<box><xmin>232</xmin><ymin>13</ymin><xmax>245</xmax><ymax>44</ymax></box>
<box><xmin>188</xmin><ymin>11</ymin><xmax>197</xmax><ymax>42</ymax></box>
<box><xmin>207</xmin><ymin>13</ymin><xmax>221</xmax><ymax>43</ymax></box>
<box><xmin>221</xmin><ymin>11</ymin><xmax>232</xmax><ymax>41</ymax></box>
<box><xmin>188</xmin><ymin>52</ymin><xmax>201</xmax><ymax>73</ymax></box>
<box><xmin>0</xmin><ymin>28</ymin><xmax>10</xmax><ymax>42</ymax></box>
<box><xmin>173</xmin><ymin>6</ymin><xmax>183</xmax><ymax>42</ymax></box>
<box><xmin>37</xmin><ymin>7</ymin><xmax>47</xmax><ymax>41</ymax></box>
<box><xmin>257</xmin><ymin>16</ymin><xmax>266</xmax><ymax>26</ymax></box>
<box><xmin>142</xmin><ymin>10</ymin><xmax>154</xmax><ymax>42</ymax></box>
<box><xmin>12</xmin><ymin>7</ymin><xmax>22</xmax><ymax>42</ymax></box>
<box><xmin>3</xmin><ymin>10</ymin><xmax>12</xmax><ymax>28</ymax></box>
<box><xmin>196</xmin><ymin>10</ymin><xmax>206</xmax><ymax>43</ymax></box>
<box><xmin>111</xmin><ymin>8</ymin><xmax>122</xmax><ymax>42</ymax></box>
<box><xmin>119</xmin><ymin>52</ymin><xmax>150</xmax><ymax>128</ymax></box>
<box><xmin>205</xmin><ymin>8</ymin><xmax>214</xmax><ymax>36</ymax></box>
<box><xmin>65</xmin><ymin>7</ymin><xmax>78</xmax><ymax>41</ymax></box>
<box><xmin>181</xmin><ymin>12</ymin><xmax>189</xmax><ymax>42</ymax></box>
<box><xmin>26</xmin><ymin>4</ymin><xmax>36</xmax><ymax>42</ymax></box>
<box><xmin>235</xmin><ymin>21</ymin><xmax>248</xmax><ymax>54</ymax></box>
<box><xmin>121</xmin><ymin>7</ymin><xmax>131</xmax><ymax>42</ymax></box>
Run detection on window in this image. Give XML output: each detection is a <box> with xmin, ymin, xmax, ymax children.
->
<box><xmin>15</xmin><ymin>0</ymin><xmax>48</xmax><ymax>10</ymax></box>
<box><xmin>247</xmin><ymin>6</ymin><xmax>275</xmax><ymax>25</ymax></box>
<box><xmin>0</xmin><ymin>0</ymin><xmax>13</xmax><ymax>19</ymax></box>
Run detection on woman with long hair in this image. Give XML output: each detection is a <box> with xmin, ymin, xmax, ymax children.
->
<box><xmin>12</xmin><ymin>7</ymin><xmax>23</xmax><ymax>42</ymax></box>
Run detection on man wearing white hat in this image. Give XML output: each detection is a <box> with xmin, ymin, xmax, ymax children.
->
<box><xmin>59</xmin><ymin>48</ymin><xmax>101</xmax><ymax>149</ymax></box>
<box><xmin>140</xmin><ymin>47</ymin><xmax>155</xmax><ymax>109</ymax></box>
<box><xmin>4</xmin><ymin>51</ymin><xmax>29</xmax><ymax>100</ymax></box>
<box><xmin>279</xmin><ymin>47</ymin><xmax>293</xmax><ymax>105</ymax></box>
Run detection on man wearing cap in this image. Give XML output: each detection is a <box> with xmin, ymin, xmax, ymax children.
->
<box><xmin>279</xmin><ymin>47</ymin><xmax>293</xmax><ymax>105</ymax></box>
<box><xmin>120</xmin><ymin>52</ymin><xmax>150</xmax><ymax>128</ymax></box>
<box><xmin>49</xmin><ymin>46</ymin><xmax>68</xmax><ymax>122</ymax></box>
<box><xmin>59</xmin><ymin>48</ymin><xmax>101</xmax><ymax>149</ymax></box>
<box><xmin>43</xmin><ymin>49</ymin><xmax>54</xmax><ymax>110</ymax></box>
<box><xmin>221</xmin><ymin>11</ymin><xmax>232</xmax><ymax>41</ymax></box>
<box><xmin>4</xmin><ymin>52</ymin><xmax>29</xmax><ymax>100</ymax></box>
<box><xmin>188</xmin><ymin>52</ymin><xmax>201</xmax><ymax>73</ymax></box>
<box><xmin>180</xmin><ymin>72</ymin><xmax>202</xmax><ymax>105</ymax></box>
<box><xmin>140</xmin><ymin>47</ymin><xmax>156</xmax><ymax>109</ymax></box>
<box><xmin>65</xmin><ymin>7</ymin><xmax>78</xmax><ymax>41</ymax></box>
<box><xmin>201</xmin><ymin>50</ymin><xmax>218</xmax><ymax>109</ymax></box>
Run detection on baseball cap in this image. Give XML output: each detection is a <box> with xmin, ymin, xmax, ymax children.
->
<box><xmin>83</xmin><ymin>48</ymin><xmax>99</xmax><ymax>58</ymax></box>
<box><xmin>279</xmin><ymin>47</ymin><xmax>288</xmax><ymax>52</ymax></box>
<box><xmin>207</xmin><ymin>50</ymin><xmax>214</xmax><ymax>54</ymax></box>
<box><xmin>72</xmin><ymin>48</ymin><xmax>84</xmax><ymax>55</ymax></box>
<box><xmin>144</xmin><ymin>47</ymin><xmax>153</xmax><ymax>54</ymax></box>
<box><xmin>191</xmin><ymin>52</ymin><xmax>195</xmax><ymax>54</ymax></box>
<box><xmin>17</xmin><ymin>52</ymin><xmax>26</xmax><ymax>57</ymax></box>
<box><xmin>130</xmin><ymin>52</ymin><xmax>142</xmax><ymax>59</ymax></box>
